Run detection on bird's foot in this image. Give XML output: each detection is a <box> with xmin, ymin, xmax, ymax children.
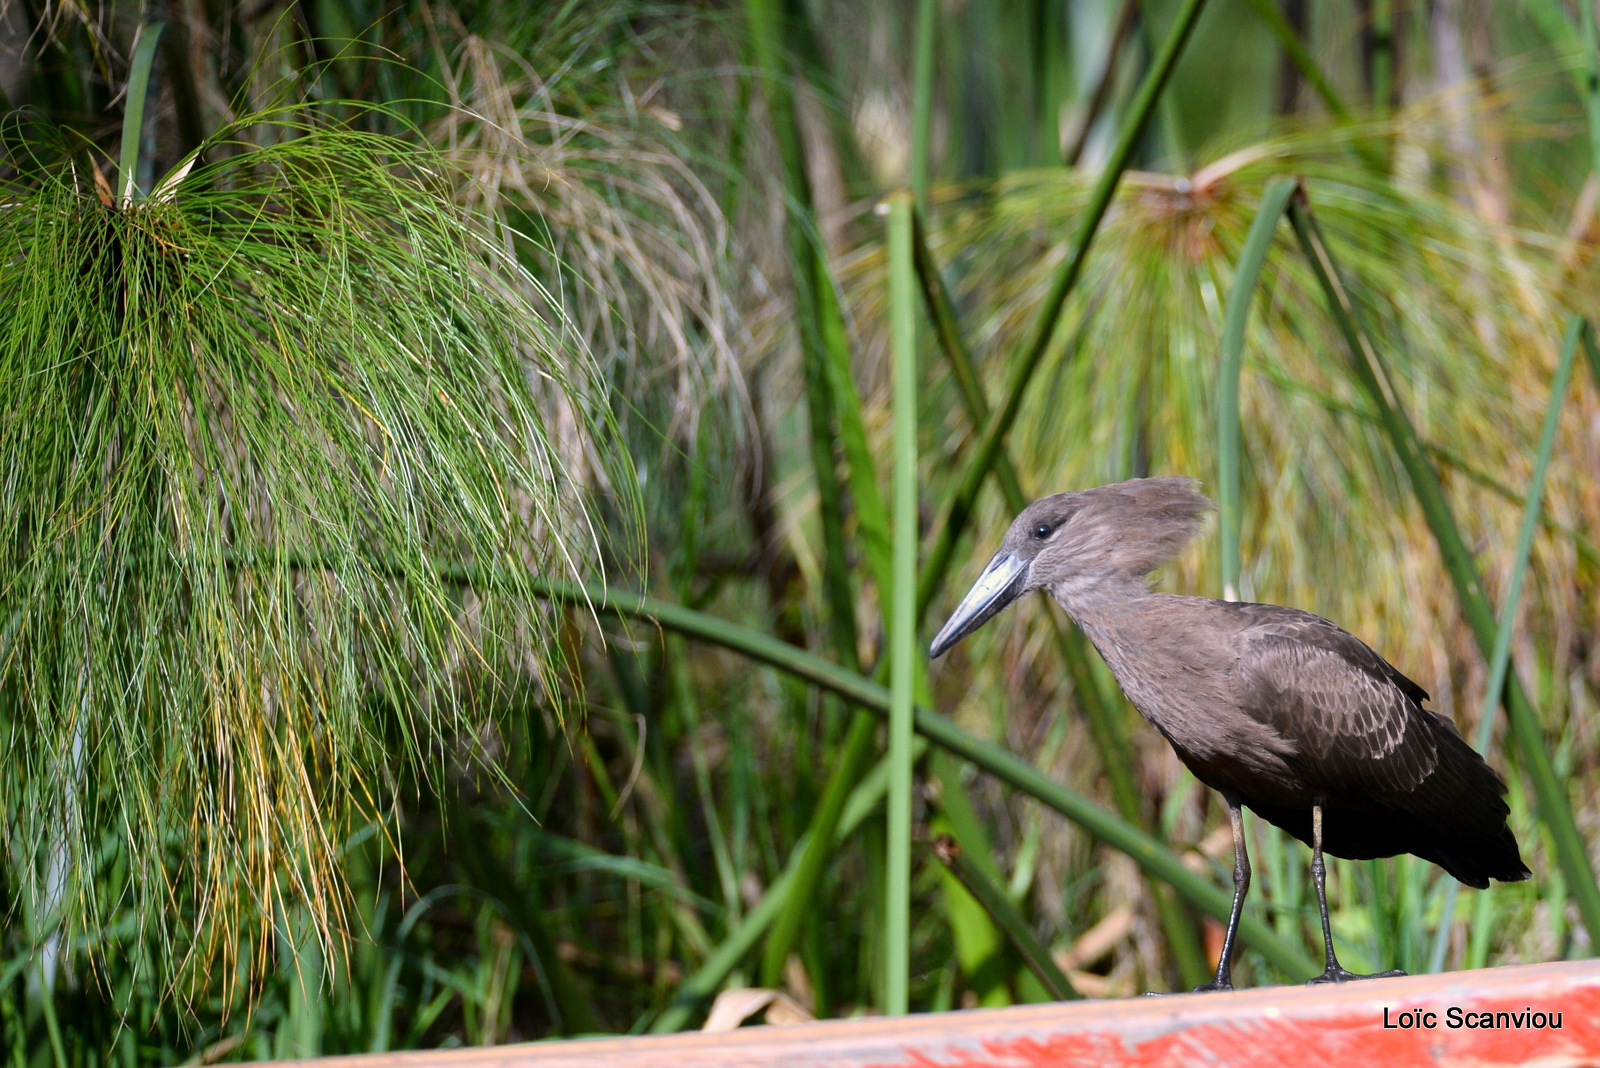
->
<box><xmin>1189</xmin><ymin>980</ymin><xmax>1235</xmax><ymax>993</ymax></box>
<box><xmin>1307</xmin><ymin>965</ymin><xmax>1406</xmax><ymax>986</ymax></box>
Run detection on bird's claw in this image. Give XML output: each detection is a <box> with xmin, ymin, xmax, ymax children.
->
<box><xmin>1189</xmin><ymin>980</ymin><xmax>1235</xmax><ymax>993</ymax></box>
<box><xmin>1307</xmin><ymin>965</ymin><xmax>1407</xmax><ymax>985</ymax></box>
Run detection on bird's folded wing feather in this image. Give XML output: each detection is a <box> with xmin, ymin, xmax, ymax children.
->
<box><xmin>1228</xmin><ymin>610</ymin><xmax>1444</xmax><ymax>800</ymax></box>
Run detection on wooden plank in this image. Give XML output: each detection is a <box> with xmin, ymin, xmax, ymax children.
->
<box><xmin>262</xmin><ymin>959</ymin><xmax>1600</xmax><ymax>1068</ymax></box>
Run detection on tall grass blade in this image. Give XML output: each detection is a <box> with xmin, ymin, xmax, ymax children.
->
<box><xmin>912</xmin><ymin>209</ymin><xmax>1208</xmax><ymax>986</ymax></box>
<box><xmin>650</xmin><ymin>743</ymin><xmax>913</xmax><ymax>1032</ymax></box>
<box><xmin>745</xmin><ymin>0</ymin><xmax>885</xmax><ymax>993</ymax></box>
<box><xmin>1286</xmin><ymin>194</ymin><xmax>1600</xmax><ymax>951</ymax></box>
<box><xmin>1578</xmin><ymin>0</ymin><xmax>1600</xmax><ymax>181</ymax></box>
<box><xmin>1425</xmin><ymin>317</ymin><xmax>1585</xmax><ymax>972</ymax></box>
<box><xmin>1216</xmin><ymin>177</ymin><xmax>1298</xmax><ymax>601</ymax></box>
<box><xmin>758</xmin><ymin>714</ymin><xmax>877</xmax><ymax>987</ymax></box>
<box><xmin>885</xmin><ymin>191</ymin><xmax>918</xmax><ymax>1014</ymax></box>
<box><xmin>118</xmin><ymin>21</ymin><xmax>164</xmax><ymax>204</ymax></box>
<box><xmin>930</xmin><ymin>837</ymin><xmax>1080</xmax><ymax>1000</ymax></box>
<box><xmin>1371</xmin><ymin>0</ymin><xmax>1393</xmax><ymax>114</ymax></box>
<box><xmin>1585</xmin><ymin>322</ymin><xmax>1600</xmax><ymax>394</ymax></box>
<box><xmin>911</xmin><ymin>0</ymin><xmax>937</xmax><ymax>211</ymax></box>
<box><xmin>917</xmin><ymin>0</ymin><xmax>1212</xmax><ymax>617</ymax></box>
<box><xmin>744</xmin><ymin>0</ymin><xmax>861</xmax><ymax>667</ymax></box>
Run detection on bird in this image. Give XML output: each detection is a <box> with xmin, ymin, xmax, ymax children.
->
<box><xmin>928</xmin><ymin>476</ymin><xmax>1529</xmax><ymax>991</ymax></box>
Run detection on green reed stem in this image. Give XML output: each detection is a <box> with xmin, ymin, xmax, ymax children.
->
<box><xmin>916</xmin><ymin>0</ymin><xmax>1212</xmax><ymax>618</ymax></box>
<box><xmin>745</xmin><ymin>0</ymin><xmax>861</xmax><ymax>666</ymax></box>
<box><xmin>1241</xmin><ymin>0</ymin><xmax>1348</xmax><ymax>120</ymax></box>
<box><xmin>1579</xmin><ymin>0</ymin><xmax>1600</xmax><ymax>182</ymax></box>
<box><xmin>911</xmin><ymin>209</ymin><xmax>1208</xmax><ymax>987</ymax></box>
<box><xmin>1428</xmin><ymin>317</ymin><xmax>1585</xmax><ymax>972</ymax></box>
<box><xmin>1216</xmin><ymin>177</ymin><xmax>1298</xmax><ymax>602</ymax></box>
<box><xmin>1371</xmin><ymin>0</ymin><xmax>1393</xmax><ymax>114</ymax></box>
<box><xmin>886</xmin><ymin>191</ymin><xmax>919</xmax><ymax>1014</ymax></box>
<box><xmin>912</xmin><ymin>0</ymin><xmax>938</xmax><ymax>212</ymax></box>
<box><xmin>1287</xmin><ymin>194</ymin><xmax>1600</xmax><ymax>951</ymax></box>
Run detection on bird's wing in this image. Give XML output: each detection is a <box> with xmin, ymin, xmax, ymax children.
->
<box><xmin>1227</xmin><ymin>607</ymin><xmax>1444</xmax><ymax>800</ymax></box>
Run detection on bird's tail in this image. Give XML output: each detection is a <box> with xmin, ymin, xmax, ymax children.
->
<box><xmin>1430</xmin><ymin>826</ymin><xmax>1531</xmax><ymax>890</ymax></box>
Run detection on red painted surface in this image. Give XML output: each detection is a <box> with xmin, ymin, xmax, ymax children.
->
<box><xmin>259</xmin><ymin>959</ymin><xmax>1600</xmax><ymax>1068</ymax></box>
<box><xmin>869</xmin><ymin>965</ymin><xmax>1600</xmax><ymax>1068</ymax></box>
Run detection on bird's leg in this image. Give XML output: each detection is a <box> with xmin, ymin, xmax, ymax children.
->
<box><xmin>1191</xmin><ymin>796</ymin><xmax>1249</xmax><ymax>993</ymax></box>
<box><xmin>1306</xmin><ymin>802</ymin><xmax>1407</xmax><ymax>985</ymax></box>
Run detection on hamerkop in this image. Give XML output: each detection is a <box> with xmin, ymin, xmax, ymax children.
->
<box><xmin>929</xmin><ymin>477</ymin><xmax>1529</xmax><ymax>990</ymax></box>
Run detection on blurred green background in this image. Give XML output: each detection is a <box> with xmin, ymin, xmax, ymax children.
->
<box><xmin>1</xmin><ymin>0</ymin><xmax>1598</xmax><ymax>1061</ymax></box>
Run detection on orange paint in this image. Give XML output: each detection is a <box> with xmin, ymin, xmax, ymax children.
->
<box><xmin>871</xmin><ymin>976</ymin><xmax>1600</xmax><ymax>1068</ymax></box>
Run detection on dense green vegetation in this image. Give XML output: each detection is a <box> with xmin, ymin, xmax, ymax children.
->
<box><xmin>1</xmin><ymin>0</ymin><xmax>1598</xmax><ymax>1060</ymax></box>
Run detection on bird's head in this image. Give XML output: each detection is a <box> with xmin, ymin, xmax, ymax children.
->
<box><xmin>928</xmin><ymin>476</ymin><xmax>1212</xmax><ymax>658</ymax></box>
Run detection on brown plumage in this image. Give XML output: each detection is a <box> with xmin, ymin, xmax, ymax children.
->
<box><xmin>929</xmin><ymin>476</ymin><xmax>1529</xmax><ymax>990</ymax></box>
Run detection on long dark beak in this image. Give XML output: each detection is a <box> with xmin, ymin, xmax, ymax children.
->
<box><xmin>928</xmin><ymin>551</ymin><xmax>1030</xmax><ymax>659</ymax></box>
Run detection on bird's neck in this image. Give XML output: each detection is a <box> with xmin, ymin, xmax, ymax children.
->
<box><xmin>1045</xmin><ymin>573</ymin><xmax>1159</xmax><ymax>632</ymax></box>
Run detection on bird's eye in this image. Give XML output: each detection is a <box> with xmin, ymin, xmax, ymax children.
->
<box><xmin>1033</xmin><ymin>523</ymin><xmax>1052</xmax><ymax>540</ymax></box>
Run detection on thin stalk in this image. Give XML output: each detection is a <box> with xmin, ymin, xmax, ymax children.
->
<box><xmin>38</xmin><ymin>972</ymin><xmax>67</xmax><ymax>1068</ymax></box>
<box><xmin>912</xmin><ymin>211</ymin><xmax>1208</xmax><ymax>987</ymax></box>
<box><xmin>1520</xmin><ymin>0</ymin><xmax>1592</xmax><ymax>99</ymax></box>
<box><xmin>917</xmin><ymin>0</ymin><xmax>1211</xmax><ymax>619</ymax></box>
<box><xmin>1582</xmin><ymin>0</ymin><xmax>1600</xmax><ymax>183</ymax></box>
<box><xmin>1371</xmin><ymin>0</ymin><xmax>1393</xmax><ymax>115</ymax></box>
<box><xmin>671</xmin><ymin>637</ymin><xmax>742</xmax><ymax>922</ymax></box>
<box><xmin>747</xmin><ymin>0</ymin><xmax>883</xmax><ymax>992</ymax></box>
<box><xmin>745</xmin><ymin>0</ymin><xmax>861</xmax><ymax>667</ymax></box>
<box><xmin>820</xmin><ymin>276</ymin><xmax>893</xmax><ymax>590</ymax></box>
<box><xmin>525</xmin><ymin>576</ymin><xmax>1321</xmax><ymax>979</ymax></box>
<box><xmin>1472</xmin><ymin>317</ymin><xmax>1584</xmax><ymax>759</ymax></box>
<box><xmin>1428</xmin><ymin>317</ymin><xmax>1585</xmax><ymax>972</ymax></box>
<box><xmin>930</xmin><ymin>836</ymin><xmax>1080</xmax><ymax>1000</ymax></box>
<box><xmin>911</xmin><ymin>0</ymin><xmax>938</xmax><ymax>211</ymax></box>
<box><xmin>1287</xmin><ymin>194</ymin><xmax>1600</xmax><ymax>949</ymax></box>
<box><xmin>650</xmin><ymin>741</ymin><xmax>920</xmax><ymax>1032</ymax></box>
<box><xmin>927</xmin><ymin>752</ymin><xmax>1012</xmax><ymax>1005</ymax></box>
<box><xmin>1242</xmin><ymin>0</ymin><xmax>1348</xmax><ymax>120</ymax></box>
<box><xmin>1216</xmin><ymin>178</ymin><xmax>1298</xmax><ymax>602</ymax></box>
<box><xmin>758</xmin><ymin>713</ymin><xmax>875</xmax><ymax>986</ymax></box>
<box><xmin>885</xmin><ymin>191</ymin><xmax>918</xmax><ymax>1015</ymax></box>
<box><xmin>119</xmin><ymin>22</ymin><xmax>165</xmax><ymax>205</ymax></box>
<box><xmin>1063</xmin><ymin>0</ymin><xmax>1141</xmax><ymax>168</ymax></box>
<box><xmin>1585</xmin><ymin>321</ymin><xmax>1600</xmax><ymax>397</ymax></box>
<box><xmin>774</xmin><ymin>222</ymin><xmax>1008</xmax><ymax>998</ymax></box>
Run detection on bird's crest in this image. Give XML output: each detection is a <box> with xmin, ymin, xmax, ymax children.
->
<box><xmin>1049</xmin><ymin>476</ymin><xmax>1213</xmax><ymax>580</ymax></box>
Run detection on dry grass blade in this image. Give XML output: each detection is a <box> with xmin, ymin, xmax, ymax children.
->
<box><xmin>426</xmin><ymin>20</ymin><xmax>744</xmax><ymax>459</ymax></box>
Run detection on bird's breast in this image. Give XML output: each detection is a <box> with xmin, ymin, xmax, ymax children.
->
<box><xmin>1084</xmin><ymin>627</ymin><xmax>1306</xmax><ymax>803</ymax></box>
